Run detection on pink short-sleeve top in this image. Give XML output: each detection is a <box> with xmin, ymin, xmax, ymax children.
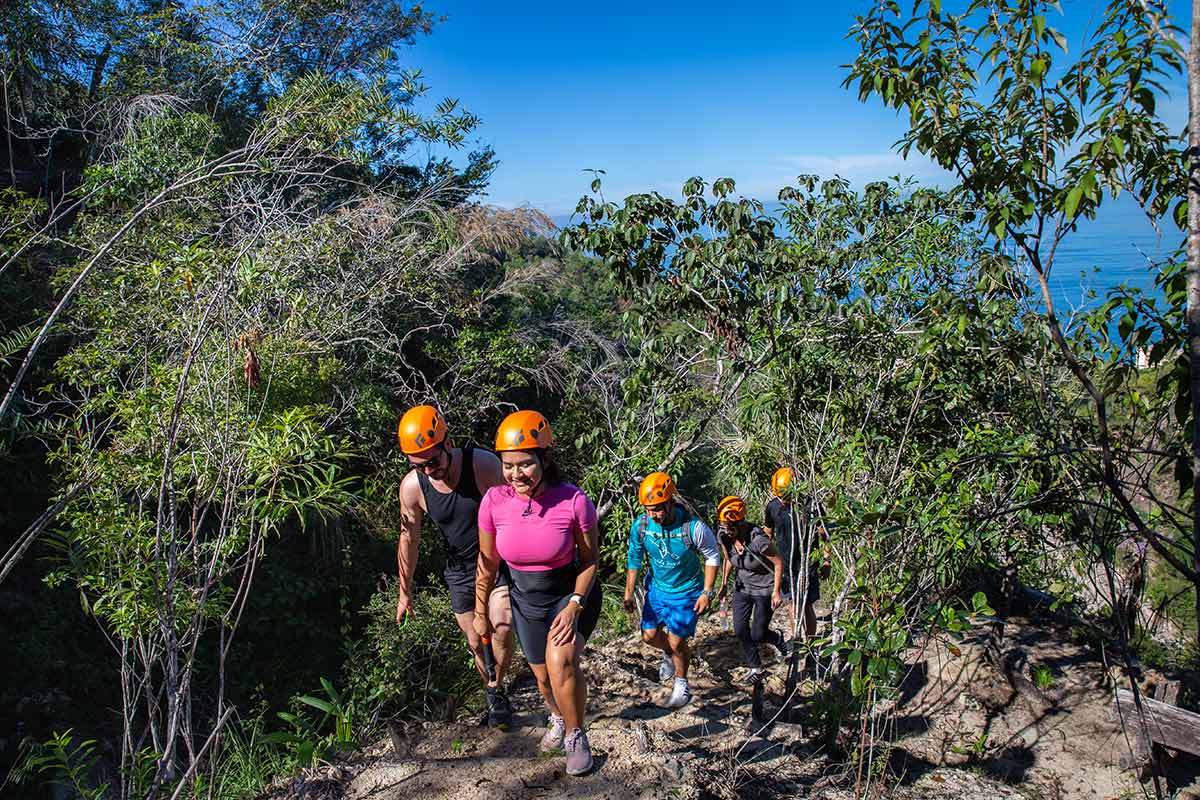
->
<box><xmin>477</xmin><ymin>482</ymin><xmax>598</xmax><ymax>571</ymax></box>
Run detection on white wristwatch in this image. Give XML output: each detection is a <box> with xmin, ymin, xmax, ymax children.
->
<box><xmin>568</xmin><ymin>592</ymin><xmax>586</xmax><ymax>609</ymax></box>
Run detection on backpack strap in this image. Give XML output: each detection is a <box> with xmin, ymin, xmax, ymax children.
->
<box><xmin>637</xmin><ymin>515</ymin><xmax>651</xmax><ymax>585</ymax></box>
<box><xmin>742</xmin><ymin>534</ymin><xmax>775</xmax><ymax>574</ymax></box>
<box><xmin>683</xmin><ymin>516</ymin><xmax>703</xmax><ymax>556</ymax></box>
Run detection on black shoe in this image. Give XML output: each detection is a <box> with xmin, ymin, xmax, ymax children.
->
<box><xmin>486</xmin><ymin>687</ymin><xmax>512</xmax><ymax>730</ymax></box>
<box><xmin>774</xmin><ymin>637</ymin><xmax>794</xmax><ymax>658</ymax></box>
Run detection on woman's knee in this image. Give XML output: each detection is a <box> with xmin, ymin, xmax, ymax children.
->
<box><xmin>546</xmin><ymin>643</ymin><xmax>577</xmax><ymax>676</ymax></box>
<box><xmin>640</xmin><ymin>628</ymin><xmax>659</xmax><ymax>645</ymax></box>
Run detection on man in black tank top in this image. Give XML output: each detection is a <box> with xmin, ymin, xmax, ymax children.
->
<box><xmin>397</xmin><ymin>405</ymin><xmax>513</xmax><ymax>728</ymax></box>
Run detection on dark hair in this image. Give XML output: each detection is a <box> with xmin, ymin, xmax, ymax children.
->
<box><xmin>718</xmin><ymin>519</ymin><xmax>752</xmax><ymax>549</ymax></box>
<box><xmin>534</xmin><ymin>449</ymin><xmax>564</xmax><ymax>486</ymax></box>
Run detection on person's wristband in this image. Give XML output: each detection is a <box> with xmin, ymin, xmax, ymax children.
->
<box><xmin>700</xmin><ymin>589</ymin><xmax>715</xmax><ymax>599</ymax></box>
<box><xmin>568</xmin><ymin>592</ymin><xmax>585</xmax><ymax>609</ymax></box>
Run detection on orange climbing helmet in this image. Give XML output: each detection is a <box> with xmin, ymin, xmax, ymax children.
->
<box><xmin>716</xmin><ymin>495</ymin><xmax>746</xmax><ymax>523</ymax></box>
<box><xmin>771</xmin><ymin>466</ymin><xmax>794</xmax><ymax>496</ymax></box>
<box><xmin>639</xmin><ymin>472</ymin><xmax>676</xmax><ymax>506</ymax></box>
<box><xmin>495</xmin><ymin>410</ymin><xmax>554</xmax><ymax>452</ymax></box>
<box><xmin>397</xmin><ymin>404</ymin><xmax>448</xmax><ymax>455</ymax></box>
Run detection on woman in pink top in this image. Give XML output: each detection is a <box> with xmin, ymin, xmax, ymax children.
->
<box><xmin>474</xmin><ymin>410</ymin><xmax>601</xmax><ymax>777</ymax></box>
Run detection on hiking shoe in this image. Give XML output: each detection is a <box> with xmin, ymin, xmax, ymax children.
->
<box><xmin>486</xmin><ymin>687</ymin><xmax>512</xmax><ymax>730</ymax></box>
<box><xmin>658</xmin><ymin>653</ymin><xmax>675</xmax><ymax>682</ymax></box>
<box><xmin>743</xmin><ymin>667</ymin><xmax>765</xmax><ymax>685</ymax></box>
<box><xmin>564</xmin><ymin>728</ymin><xmax>594</xmax><ymax>776</ymax></box>
<box><xmin>665</xmin><ymin>680</ymin><xmax>692</xmax><ymax>708</ymax></box>
<box><xmin>539</xmin><ymin>713</ymin><xmax>565</xmax><ymax>753</ymax></box>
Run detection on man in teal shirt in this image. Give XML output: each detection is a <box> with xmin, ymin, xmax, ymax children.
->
<box><xmin>623</xmin><ymin>472</ymin><xmax>721</xmax><ymax>708</ymax></box>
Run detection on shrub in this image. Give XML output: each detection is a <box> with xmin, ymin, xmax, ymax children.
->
<box><xmin>347</xmin><ymin>579</ymin><xmax>479</xmax><ymax>720</ymax></box>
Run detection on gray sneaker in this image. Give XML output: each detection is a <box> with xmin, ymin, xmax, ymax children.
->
<box><xmin>539</xmin><ymin>713</ymin><xmax>565</xmax><ymax>753</ymax></box>
<box><xmin>658</xmin><ymin>653</ymin><xmax>675</xmax><ymax>682</ymax></box>
<box><xmin>564</xmin><ymin>728</ymin><xmax>593</xmax><ymax>776</ymax></box>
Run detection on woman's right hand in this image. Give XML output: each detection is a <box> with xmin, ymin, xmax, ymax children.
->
<box><xmin>472</xmin><ymin>612</ymin><xmax>492</xmax><ymax>640</ymax></box>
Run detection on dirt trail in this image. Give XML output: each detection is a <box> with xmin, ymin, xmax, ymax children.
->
<box><xmin>264</xmin><ymin>613</ymin><xmax>1200</xmax><ymax>800</ymax></box>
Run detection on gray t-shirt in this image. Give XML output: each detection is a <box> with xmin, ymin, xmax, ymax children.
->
<box><xmin>729</xmin><ymin>528</ymin><xmax>776</xmax><ymax>597</ymax></box>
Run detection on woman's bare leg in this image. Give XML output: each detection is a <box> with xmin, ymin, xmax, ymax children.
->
<box><xmin>546</xmin><ymin>638</ymin><xmax>587</xmax><ymax>730</ymax></box>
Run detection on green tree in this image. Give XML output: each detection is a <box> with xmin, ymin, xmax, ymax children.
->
<box><xmin>566</xmin><ymin>175</ymin><xmax>1061</xmax><ymax>777</ymax></box>
<box><xmin>846</xmin><ymin>0</ymin><xmax>1196</xmax><ymax>646</ymax></box>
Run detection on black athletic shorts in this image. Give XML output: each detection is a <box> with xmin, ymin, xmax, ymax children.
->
<box><xmin>508</xmin><ymin>564</ymin><xmax>602</xmax><ymax>666</ymax></box>
<box><xmin>443</xmin><ymin>561</ymin><xmax>509</xmax><ymax>615</ymax></box>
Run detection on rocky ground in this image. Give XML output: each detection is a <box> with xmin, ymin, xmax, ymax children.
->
<box><xmin>262</xmin><ymin>610</ymin><xmax>1200</xmax><ymax>799</ymax></box>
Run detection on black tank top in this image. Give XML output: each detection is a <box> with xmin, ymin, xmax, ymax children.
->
<box><xmin>416</xmin><ymin>445</ymin><xmax>484</xmax><ymax>569</ymax></box>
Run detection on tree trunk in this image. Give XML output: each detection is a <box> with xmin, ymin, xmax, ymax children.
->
<box><xmin>1189</xmin><ymin>0</ymin><xmax>1200</xmax><ymax>653</ymax></box>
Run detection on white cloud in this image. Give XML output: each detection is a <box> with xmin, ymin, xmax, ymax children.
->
<box><xmin>761</xmin><ymin>151</ymin><xmax>953</xmax><ymax>188</ymax></box>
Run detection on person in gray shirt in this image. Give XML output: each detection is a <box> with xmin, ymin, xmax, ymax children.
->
<box><xmin>715</xmin><ymin>496</ymin><xmax>787</xmax><ymax>682</ymax></box>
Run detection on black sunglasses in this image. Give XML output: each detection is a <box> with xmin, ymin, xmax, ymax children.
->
<box><xmin>408</xmin><ymin>445</ymin><xmax>447</xmax><ymax>472</ymax></box>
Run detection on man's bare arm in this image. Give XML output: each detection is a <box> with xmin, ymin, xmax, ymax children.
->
<box><xmin>396</xmin><ymin>473</ymin><xmax>424</xmax><ymax>621</ymax></box>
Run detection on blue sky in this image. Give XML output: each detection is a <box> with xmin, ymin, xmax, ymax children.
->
<box><xmin>403</xmin><ymin>1</ymin><xmax>1190</xmax><ymax>217</ymax></box>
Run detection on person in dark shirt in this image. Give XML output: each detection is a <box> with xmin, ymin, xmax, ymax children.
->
<box><xmin>763</xmin><ymin>467</ymin><xmax>829</xmax><ymax>649</ymax></box>
<box><xmin>396</xmin><ymin>405</ymin><xmax>513</xmax><ymax>728</ymax></box>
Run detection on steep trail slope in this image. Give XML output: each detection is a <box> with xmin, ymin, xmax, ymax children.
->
<box><xmin>264</xmin><ymin>613</ymin><xmax>1200</xmax><ymax>800</ymax></box>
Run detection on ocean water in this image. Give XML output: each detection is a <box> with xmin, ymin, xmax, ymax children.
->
<box><xmin>553</xmin><ymin>191</ymin><xmax>1183</xmax><ymax>315</ymax></box>
<box><xmin>1045</xmin><ymin>192</ymin><xmax>1179</xmax><ymax>317</ymax></box>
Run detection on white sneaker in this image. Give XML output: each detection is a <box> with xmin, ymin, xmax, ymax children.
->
<box><xmin>744</xmin><ymin>668</ymin><xmax>765</xmax><ymax>685</ymax></box>
<box><xmin>665</xmin><ymin>680</ymin><xmax>692</xmax><ymax>708</ymax></box>
<box><xmin>658</xmin><ymin>653</ymin><xmax>675</xmax><ymax>682</ymax></box>
<box><xmin>539</xmin><ymin>713</ymin><xmax>565</xmax><ymax>753</ymax></box>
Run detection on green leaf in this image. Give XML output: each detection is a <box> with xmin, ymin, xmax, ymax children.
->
<box><xmin>972</xmin><ymin>591</ymin><xmax>995</xmax><ymax>615</ymax></box>
<box><xmin>1064</xmin><ymin>184</ymin><xmax>1083</xmax><ymax>219</ymax></box>
<box><xmin>297</xmin><ymin>695</ymin><xmax>335</xmax><ymax>714</ymax></box>
<box><xmin>1030</xmin><ymin>56</ymin><xmax>1046</xmax><ymax>82</ymax></box>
